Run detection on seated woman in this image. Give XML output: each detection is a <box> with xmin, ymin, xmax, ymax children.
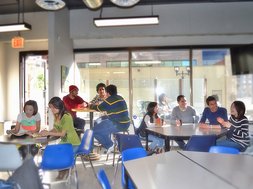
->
<box><xmin>216</xmin><ymin>100</ymin><xmax>250</xmax><ymax>152</ymax></box>
<box><xmin>158</xmin><ymin>93</ymin><xmax>172</xmax><ymax>122</ymax></box>
<box><xmin>39</xmin><ymin>97</ymin><xmax>80</xmax><ymax>180</ymax></box>
<box><xmin>136</xmin><ymin>102</ymin><xmax>164</xmax><ymax>153</ymax></box>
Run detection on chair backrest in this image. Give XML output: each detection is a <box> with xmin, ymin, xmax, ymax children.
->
<box><xmin>121</xmin><ymin>147</ymin><xmax>147</xmax><ymax>188</ymax></box>
<box><xmin>40</xmin><ymin>143</ymin><xmax>74</xmax><ymax>170</ymax></box>
<box><xmin>209</xmin><ymin>146</ymin><xmax>240</xmax><ymax>154</ymax></box>
<box><xmin>76</xmin><ymin>129</ymin><xmax>93</xmax><ymax>155</ymax></box>
<box><xmin>115</xmin><ymin>133</ymin><xmax>143</xmax><ymax>153</ymax></box>
<box><xmin>97</xmin><ymin>169</ymin><xmax>111</xmax><ymax>189</ymax></box>
<box><xmin>184</xmin><ymin>135</ymin><xmax>216</xmax><ymax>152</ymax></box>
<box><xmin>132</xmin><ymin>115</ymin><xmax>142</xmax><ymax>134</ymax></box>
<box><xmin>0</xmin><ymin>144</ymin><xmax>22</xmax><ymax>171</ymax></box>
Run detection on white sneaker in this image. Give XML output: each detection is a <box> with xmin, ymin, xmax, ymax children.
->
<box><xmin>107</xmin><ymin>144</ymin><xmax>114</xmax><ymax>154</ymax></box>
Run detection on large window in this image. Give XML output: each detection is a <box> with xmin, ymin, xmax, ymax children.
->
<box><xmin>74</xmin><ymin>48</ymin><xmax>253</xmax><ymax>121</ymax></box>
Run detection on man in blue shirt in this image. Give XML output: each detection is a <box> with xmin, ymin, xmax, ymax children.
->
<box><xmin>199</xmin><ymin>95</ymin><xmax>228</xmax><ymax>129</ymax></box>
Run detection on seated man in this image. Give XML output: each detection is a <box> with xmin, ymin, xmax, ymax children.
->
<box><xmin>90</xmin><ymin>84</ymin><xmax>130</xmax><ymax>153</ymax></box>
<box><xmin>89</xmin><ymin>83</ymin><xmax>107</xmax><ymax>106</ymax></box>
<box><xmin>170</xmin><ymin>95</ymin><xmax>200</xmax><ymax>149</ymax></box>
<box><xmin>199</xmin><ymin>95</ymin><xmax>228</xmax><ymax>129</ymax></box>
<box><xmin>63</xmin><ymin>85</ymin><xmax>88</xmax><ymax>130</ymax></box>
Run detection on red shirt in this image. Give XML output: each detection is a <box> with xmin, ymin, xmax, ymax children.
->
<box><xmin>63</xmin><ymin>95</ymin><xmax>87</xmax><ymax>118</ymax></box>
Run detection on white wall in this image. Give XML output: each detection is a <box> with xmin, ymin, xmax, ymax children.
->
<box><xmin>48</xmin><ymin>9</ymin><xmax>74</xmax><ymax>99</ymax></box>
<box><xmin>70</xmin><ymin>2</ymin><xmax>253</xmax><ymax>48</ymax></box>
<box><xmin>47</xmin><ymin>9</ymin><xmax>74</xmax><ymax>129</ymax></box>
<box><xmin>0</xmin><ymin>43</ymin><xmax>6</xmax><ymax>122</ymax></box>
<box><xmin>0</xmin><ymin>12</ymin><xmax>49</xmax><ymax>121</ymax></box>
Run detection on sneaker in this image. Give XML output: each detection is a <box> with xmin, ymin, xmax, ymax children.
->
<box><xmin>107</xmin><ymin>144</ymin><xmax>115</xmax><ymax>155</ymax></box>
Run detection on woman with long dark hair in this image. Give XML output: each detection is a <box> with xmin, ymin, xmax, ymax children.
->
<box><xmin>137</xmin><ymin>102</ymin><xmax>164</xmax><ymax>152</ymax></box>
<box><xmin>39</xmin><ymin>97</ymin><xmax>80</xmax><ymax>179</ymax></box>
<box><xmin>217</xmin><ymin>100</ymin><xmax>250</xmax><ymax>152</ymax></box>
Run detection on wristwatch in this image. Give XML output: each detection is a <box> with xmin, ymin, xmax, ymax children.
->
<box><xmin>110</xmin><ymin>0</ymin><xmax>140</xmax><ymax>7</ymax></box>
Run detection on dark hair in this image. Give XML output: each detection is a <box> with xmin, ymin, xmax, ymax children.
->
<box><xmin>96</xmin><ymin>83</ymin><xmax>106</xmax><ymax>92</ymax></box>
<box><xmin>158</xmin><ymin>93</ymin><xmax>166</xmax><ymax>104</ymax></box>
<box><xmin>23</xmin><ymin>100</ymin><xmax>38</xmax><ymax>115</ymax></box>
<box><xmin>206</xmin><ymin>96</ymin><xmax>216</xmax><ymax>105</ymax></box>
<box><xmin>146</xmin><ymin>102</ymin><xmax>158</xmax><ymax>121</ymax></box>
<box><xmin>106</xmin><ymin>85</ymin><xmax>117</xmax><ymax>96</ymax></box>
<box><xmin>231</xmin><ymin>100</ymin><xmax>246</xmax><ymax>120</ymax></box>
<box><xmin>177</xmin><ymin>95</ymin><xmax>185</xmax><ymax>102</ymax></box>
<box><xmin>48</xmin><ymin>97</ymin><xmax>67</xmax><ymax>119</ymax></box>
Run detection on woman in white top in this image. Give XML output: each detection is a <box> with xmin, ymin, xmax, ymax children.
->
<box><xmin>137</xmin><ymin>102</ymin><xmax>164</xmax><ymax>152</ymax></box>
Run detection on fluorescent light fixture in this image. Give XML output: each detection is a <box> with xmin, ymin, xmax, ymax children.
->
<box><xmin>94</xmin><ymin>16</ymin><xmax>159</xmax><ymax>27</ymax></box>
<box><xmin>135</xmin><ymin>60</ymin><xmax>161</xmax><ymax>64</ymax></box>
<box><xmin>113</xmin><ymin>71</ymin><xmax>125</xmax><ymax>74</ymax></box>
<box><xmin>0</xmin><ymin>23</ymin><xmax>31</xmax><ymax>33</ymax></box>
<box><xmin>88</xmin><ymin>63</ymin><xmax>101</xmax><ymax>66</ymax></box>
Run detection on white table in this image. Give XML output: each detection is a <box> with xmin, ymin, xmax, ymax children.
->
<box><xmin>124</xmin><ymin>151</ymin><xmax>235</xmax><ymax>189</ymax></box>
<box><xmin>145</xmin><ymin>124</ymin><xmax>227</xmax><ymax>151</ymax></box>
<box><xmin>179</xmin><ymin>151</ymin><xmax>253</xmax><ymax>189</ymax></box>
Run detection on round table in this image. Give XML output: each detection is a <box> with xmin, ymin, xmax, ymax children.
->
<box><xmin>0</xmin><ymin>134</ymin><xmax>59</xmax><ymax>159</ymax></box>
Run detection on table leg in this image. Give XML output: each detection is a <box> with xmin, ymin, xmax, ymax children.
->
<box><xmin>89</xmin><ymin>112</ymin><xmax>100</xmax><ymax>160</ymax></box>
<box><xmin>164</xmin><ymin>137</ymin><xmax>171</xmax><ymax>152</ymax></box>
<box><xmin>145</xmin><ymin>131</ymin><xmax>149</xmax><ymax>151</ymax></box>
<box><xmin>89</xmin><ymin>112</ymin><xmax>93</xmax><ymax>130</ymax></box>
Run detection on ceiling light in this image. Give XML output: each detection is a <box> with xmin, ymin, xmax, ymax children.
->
<box><xmin>0</xmin><ymin>23</ymin><xmax>31</xmax><ymax>33</ymax></box>
<box><xmin>36</xmin><ymin>0</ymin><xmax>65</xmax><ymax>10</ymax></box>
<box><xmin>135</xmin><ymin>60</ymin><xmax>161</xmax><ymax>64</ymax></box>
<box><xmin>94</xmin><ymin>16</ymin><xmax>159</xmax><ymax>27</ymax></box>
<box><xmin>83</xmin><ymin>0</ymin><xmax>103</xmax><ymax>9</ymax></box>
<box><xmin>88</xmin><ymin>63</ymin><xmax>101</xmax><ymax>66</ymax></box>
<box><xmin>110</xmin><ymin>0</ymin><xmax>140</xmax><ymax>7</ymax></box>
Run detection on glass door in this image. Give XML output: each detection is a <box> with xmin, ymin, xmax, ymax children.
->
<box><xmin>19</xmin><ymin>51</ymin><xmax>48</xmax><ymax>128</ymax></box>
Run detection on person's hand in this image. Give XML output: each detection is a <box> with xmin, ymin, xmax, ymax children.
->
<box><xmin>39</xmin><ymin>130</ymin><xmax>49</xmax><ymax>137</ymax></box>
<box><xmin>175</xmin><ymin>119</ymin><xmax>182</xmax><ymax>127</ymax></box>
<box><xmin>199</xmin><ymin>123</ymin><xmax>209</xmax><ymax>129</ymax></box>
<box><xmin>217</xmin><ymin>117</ymin><xmax>224</xmax><ymax>125</ymax></box>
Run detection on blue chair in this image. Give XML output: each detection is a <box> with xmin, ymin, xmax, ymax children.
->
<box><xmin>40</xmin><ymin>143</ymin><xmax>78</xmax><ymax>188</ymax></box>
<box><xmin>97</xmin><ymin>169</ymin><xmax>111</xmax><ymax>189</ymax></box>
<box><xmin>184</xmin><ymin>135</ymin><xmax>216</xmax><ymax>152</ymax></box>
<box><xmin>111</xmin><ymin>134</ymin><xmax>149</xmax><ymax>186</ymax></box>
<box><xmin>209</xmin><ymin>146</ymin><xmax>240</xmax><ymax>154</ymax></box>
<box><xmin>75</xmin><ymin>129</ymin><xmax>96</xmax><ymax>177</ymax></box>
<box><xmin>121</xmin><ymin>147</ymin><xmax>147</xmax><ymax>189</ymax></box>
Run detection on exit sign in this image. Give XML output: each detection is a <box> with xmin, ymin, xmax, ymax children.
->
<box><xmin>11</xmin><ymin>36</ymin><xmax>24</xmax><ymax>48</ymax></box>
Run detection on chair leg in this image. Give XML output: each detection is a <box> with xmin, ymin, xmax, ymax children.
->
<box><xmin>112</xmin><ymin>144</ymin><xmax>117</xmax><ymax>166</ymax></box>
<box><xmin>112</xmin><ymin>155</ymin><xmax>122</xmax><ymax>185</ymax></box>
<box><xmin>88</xmin><ymin>155</ymin><xmax>97</xmax><ymax>178</ymax></box>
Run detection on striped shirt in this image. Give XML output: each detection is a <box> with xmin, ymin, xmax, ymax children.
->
<box><xmin>227</xmin><ymin>116</ymin><xmax>250</xmax><ymax>148</ymax></box>
<box><xmin>92</xmin><ymin>95</ymin><xmax>130</xmax><ymax>131</ymax></box>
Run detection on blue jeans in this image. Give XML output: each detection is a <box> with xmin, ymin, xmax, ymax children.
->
<box><xmin>74</xmin><ymin>117</ymin><xmax>85</xmax><ymax>130</ymax></box>
<box><xmin>93</xmin><ymin>118</ymin><xmax>121</xmax><ymax>149</ymax></box>
<box><xmin>148</xmin><ymin>135</ymin><xmax>164</xmax><ymax>150</ymax></box>
<box><xmin>216</xmin><ymin>138</ymin><xmax>246</xmax><ymax>152</ymax></box>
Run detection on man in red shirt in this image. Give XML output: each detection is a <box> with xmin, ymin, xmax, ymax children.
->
<box><xmin>63</xmin><ymin>85</ymin><xmax>88</xmax><ymax>130</ymax></box>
